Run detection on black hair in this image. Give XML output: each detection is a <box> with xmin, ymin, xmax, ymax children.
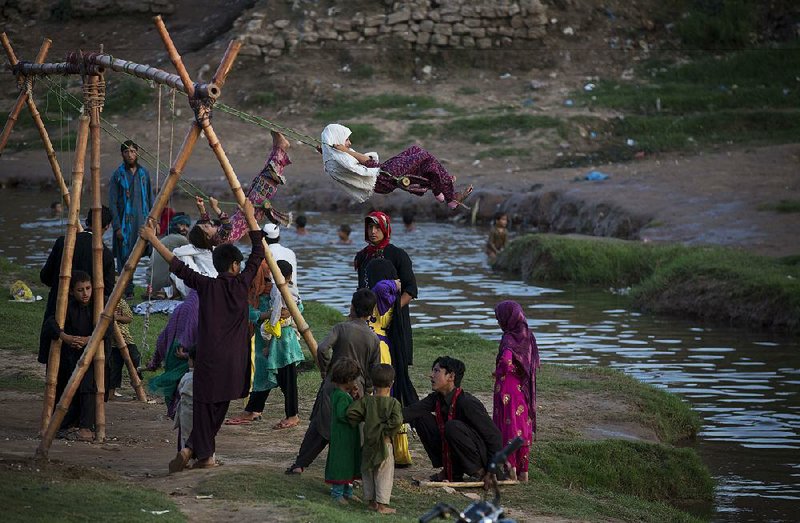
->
<box><xmin>121</xmin><ymin>139</ymin><xmax>138</xmax><ymax>152</ymax></box>
<box><xmin>370</xmin><ymin>364</ymin><xmax>395</xmax><ymax>388</ymax></box>
<box><xmin>364</xmin><ymin>258</ymin><xmax>397</xmax><ymax>289</ymax></box>
<box><xmin>276</xmin><ymin>259</ymin><xmax>293</xmax><ymax>279</ymax></box>
<box><xmin>432</xmin><ymin>356</ymin><xmax>465</xmax><ymax>387</ymax></box>
<box><xmin>330</xmin><ymin>358</ymin><xmax>361</xmax><ymax>385</ymax></box>
<box><xmin>71</xmin><ymin>270</ymin><xmax>92</xmax><ymax>287</ymax></box>
<box><xmin>187</xmin><ymin>346</ymin><xmax>197</xmax><ymax>361</ymax></box>
<box><xmin>339</xmin><ymin>223</ymin><xmax>351</xmax><ymax>234</ymax></box>
<box><xmin>295</xmin><ymin>215</ymin><xmax>307</xmax><ymax>228</ymax></box>
<box><xmin>85</xmin><ymin>205</ymin><xmax>113</xmax><ymax>230</ymax></box>
<box><xmin>50</xmin><ymin>201</ymin><xmax>61</xmax><ymax>210</ymax></box>
<box><xmin>212</xmin><ymin>243</ymin><xmax>244</xmax><ymax>273</ymax></box>
<box><xmin>494</xmin><ymin>211</ymin><xmax>508</xmax><ymax>222</ymax></box>
<box><xmin>351</xmin><ymin>288</ymin><xmax>377</xmax><ymax>318</ymax></box>
<box><xmin>402</xmin><ymin>210</ymin><xmax>415</xmax><ymax>225</ymax></box>
<box><xmin>188</xmin><ymin>225</ymin><xmax>215</xmax><ymax>251</ymax></box>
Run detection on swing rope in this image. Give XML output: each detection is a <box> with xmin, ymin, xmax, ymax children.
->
<box><xmin>39</xmin><ymin>76</ymin><xmax>238</xmax><ymax>206</ymax></box>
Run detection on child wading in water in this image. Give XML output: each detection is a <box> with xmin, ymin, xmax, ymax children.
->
<box><xmin>325</xmin><ymin>358</ymin><xmax>363</xmax><ymax>504</ymax></box>
<box><xmin>321</xmin><ymin>123</ymin><xmax>473</xmax><ymax>209</ymax></box>
<box><xmin>141</xmin><ymin>200</ymin><xmax>265</xmax><ymax>472</ymax></box>
<box><xmin>486</xmin><ymin>212</ymin><xmax>508</xmax><ymax>262</ymax></box>
<box><xmin>493</xmin><ymin>300</ymin><xmax>540</xmax><ymax>482</ymax></box>
<box><xmin>347</xmin><ymin>364</ymin><xmax>403</xmax><ymax>514</ymax></box>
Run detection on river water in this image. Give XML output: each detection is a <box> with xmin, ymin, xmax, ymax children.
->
<box><xmin>1</xmin><ymin>189</ymin><xmax>798</xmax><ymax>522</ymax></box>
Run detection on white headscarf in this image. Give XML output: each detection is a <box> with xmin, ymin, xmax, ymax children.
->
<box><xmin>321</xmin><ymin>123</ymin><xmax>380</xmax><ymax>203</ymax></box>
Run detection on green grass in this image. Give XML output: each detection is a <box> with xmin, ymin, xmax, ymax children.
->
<box><xmin>1</xmin><ymin>466</ymin><xmax>184</xmax><ymax>522</ymax></box>
<box><xmin>758</xmin><ymin>199</ymin><xmax>800</xmax><ymax>213</ymax></box>
<box><xmin>667</xmin><ymin>0</ymin><xmax>758</xmax><ymax>49</ymax></box>
<box><xmin>496</xmin><ymin>234</ymin><xmax>800</xmax><ymax>331</ymax></box>
<box><xmin>442</xmin><ymin>114</ymin><xmax>560</xmax><ymax>144</ymax></box>
<box><xmin>246</xmin><ymin>91</ymin><xmax>278</xmax><ymax>107</ymax></box>
<box><xmin>0</xmin><ymin>373</ymin><xmax>44</xmax><ymax>392</ymax></box>
<box><xmin>315</xmin><ymin>94</ymin><xmax>458</xmax><ymax>121</ymax></box>
<box><xmin>103</xmin><ymin>77</ymin><xmax>154</xmax><ymax>115</ymax></box>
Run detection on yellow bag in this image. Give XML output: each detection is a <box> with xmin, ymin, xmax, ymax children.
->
<box><xmin>393</xmin><ymin>423</ymin><xmax>412</xmax><ymax>466</ymax></box>
<box><xmin>10</xmin><ymin>280</ymin><xmax>34</xmax><ymax>302</ymax></box>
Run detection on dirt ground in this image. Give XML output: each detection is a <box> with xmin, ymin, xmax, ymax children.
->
<box><xmin>0</xmin><ymin>348</ymin><xmax>654</xmax><ymax>522</ymax></box>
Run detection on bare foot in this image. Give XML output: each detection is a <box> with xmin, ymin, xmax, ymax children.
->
<box><xmin>169</xmin><ymin>447</ymin><xmax>193</xmax><ymax>473</ymax></box>
<box><xmin>272</xmin><ymin>131</ymin><xmax>291</xmax><ymax>151</ymax></box>
<box><xmin>368</xmin><ymin>501</ymin><xmax>378</xmax><ymax>510</ymax></box>
<box><xmin>376</xmin><ymin>504</ymin><xmax>397</xmax><ymax>514</ymax></box>
<box><xmin>273</xmin><ymin>415</ymin><xmax>300</xmax><ymax>430</ymax></box>
<box><xmin>335</xmin><ymin>497</ymin><xmax>349</xmax><ymax>505</ymax></box>
<box><xmin>518</xmin><ymin>471</ymin><xmax>528</xmax><ymax>482</ymax></box>
<box><xmin>193</xmin><ymin>457</ymin><xmax>219</xmax><ymax>469</ymax></box>
<box><xmin>107</xmin><ymin>389</ymin><xmax>115</xmax><ymax>401</ymax></box>
<box><xmin>508</xmin><ymin>467</ymin><xmax>518</xmax><ymax>481</ymax></box>
<box><xmin>347</xmin><ymin>495</ymin><xmax>362</xmax><ymax>504</ymax></box>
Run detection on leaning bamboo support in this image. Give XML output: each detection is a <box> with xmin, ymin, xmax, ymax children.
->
<box><xmin>112</xmin><ymin>323</ymin><xmax>147</xmax><ymax>401</ymax></box>
<box><xmin>211</xmin><ymin>40</ymin><xmax>242</xmax><ymax>89</ymax></box>
<box><xmin>198</xmin><ymin>120</ymin><xmax>319</xmax><ymax>363</ymax></box>
<box><xmin>40</xmin><ymin>116</ymin><xmax>90</xmax><ymax>434</ymax></box>
<box><xmin>86</xmin><ymin>75</ymin><xmax>107</xmax><ymax>442</ymax></box>
<box><xmin>0</xmin><ymin>35</ymin><xmax>50</xmax><ymax>156</ymax></box>
<box><xmin>154</xmin><ymin>16</ymin><xmax>195</xmax><ymax>98</ymax></box>
<box><xmin>37</xmin><ymin>123</ymin><xmax>203</xmax><ymax>457</ymax></box>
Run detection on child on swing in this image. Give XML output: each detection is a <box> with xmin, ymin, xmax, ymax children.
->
<box><xmin>321</xmin><ymin>123</ymin><xmax>473</xmax><ymax>209</ymax></box>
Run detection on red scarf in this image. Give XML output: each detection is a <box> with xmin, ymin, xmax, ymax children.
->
<box><xmin>434</xmin><ymin>387</ymin><xmax>462</xmax><ymax>481</ymax></box>
<box><xmin>361</xmin><ymin>211</ymin><xmax>391</xmax><ymax>258</ymax></box>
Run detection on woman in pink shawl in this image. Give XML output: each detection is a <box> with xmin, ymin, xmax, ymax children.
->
<box><xmin>493</xmin><ymin>300</ymin><xmax>540</xmax><ymax>482</ymax></box>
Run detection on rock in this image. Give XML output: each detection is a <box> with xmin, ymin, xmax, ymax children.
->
<box><xmin>433</xmin><ymin>23</ymin><xmax>453</xmax><ymax>36</ymax></box>
<box><xmin>334</xmin><ymin>19</ymin><xmax>351</xmax><ymax>32</ymax></box>
<box><xmin>365</xmin><ymin>14</ymin><xmax>385</xmax><ymax>27</ymax></box>
<box><xmin>476</xmin><ymin>37</ymin><xmax>492</xmax><ymax>49</ymax></box>
<box><xmin>245</xmin><ymin>19</ymin><xmax>263</xmax><ymax>32</ymax></box>
<box><xmin>511</xmin><ymin>16</ymin><xmax>524</xmax><ymax>29</ymax></box>
<box><xmin>239</xmin><ymin>44</ymin><xmax>262</xmax><ymax>57</ymax></box>
<box><xmin>442</xmin><ymin>14</ymin><xmax>462</xmax><ymax>23</ymax></box>
<box><xmin>419</xmin><ymin>19</ymin><xmax>434</xmax><ymax>32</ymax></box>
<box><xmin>453</xmin><ymin>22</ymin><xmax>469</xmax><ymax>34</ymax></box>
<box><xmin>416</xmin><ymin>32</ymin><xmax>431</xmax><ymax>45</ymax></box>
<box><xmin>470</xmin><ymin>27</ymin><xmax>486</xmax><ymax>38</ymax></box>
<box><xmin>431</xmin><ymin>33</ymin><xmax>449</xmax><ymax>46</ymax></box>
<box><xmin>343</xmin><ymin>31</ymin><xmax>360</xmax><ymax>41</ymax></box>
<box><xmin>267</xmin><ymin>48</ymin><xmax>282</xmax><ymax>58</ymax></box>
<box><xmin>271</xmin><ymin>36</ymin><xmax>286</xmax><ymax>49</ymax></box>
<box><xmin>304</xmin><ymin>31</ymin><xmax>319</xmax><ymax>43</ymax></box>
<box><xmin>464</xmin><ymin>18</ymin><xmax>481</xmax><ymax>28</ymax></box>
<box><xmin>386</xmin><ymin>9</ymin><xmax>410</xmax><ymax>25</ymax></box>
<box><xmin>273</xmin><ymin>19</ymin><xmax>290</xmax><ymax>29</ymax></box>
<box><xmin>450</xmin><ymin>35</ymin><xmax>461</xmax><ymax>46</ymax></box>
<box><xmin>363</xmin><ymin>27</ymin><xmax>378</xmax><ymax>37</ymax></box>
<box><xmin>248</xmin><ymin>34</ymin><xmax>271</xmax><ymax>46</ymax></box>
<box><xmin>462</xmin><ymin>35</ymin><xmax>475</xmax><ymax>47</ymax></box>
<box><xmin>318</xmin><ymin>29</ymin><xmax>338</xmax><ymax>40</ymax></box>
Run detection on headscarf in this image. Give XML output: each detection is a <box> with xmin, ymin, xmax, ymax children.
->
<box><xmin>248</xmin><ymin>260</ymin><xmax>271</xmax><ymax>310</ymax></box>
<box><xmin>495</xmin><ymin>300</ymin><xmax>540</xmax><ymax>423</ymax></box>
<box><xmin>321</xmin><ymin>123</ymin><xmax>380</xmax><ymax>203</ymax></box>
<box><xmin>358</xmin><ymin>211</ymin><xmax>391</xmax><ymax>263</ymax></box>
<box><xmin>168</xmin><ymin>213</ymin><xmax>191</xmax><ymax>235</ymax></box>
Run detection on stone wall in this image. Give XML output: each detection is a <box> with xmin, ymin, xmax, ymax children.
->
<box><xmin>0</xmin><ymin>0</ymin><xmax>174</xmax><ymax>21</ymax></box>
<box><xmin>234</xmin><ymin>0</ymin><xmax>549</xmax><ymax>60</ymax></box>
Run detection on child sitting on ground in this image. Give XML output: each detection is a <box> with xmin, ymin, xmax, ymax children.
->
<box><xmin>347</xmin><ymin>364</ymin><xmax>403</xmax><ymax>514</ymax></box>
<box><xmin>486</xmin><ymin>212</ymin><xmax>508</xmax><ymax>262</ymax></box>
<box><xmin>325</xmin><ymin>358</ymin><xmax>363</xmax><ymax>504</ymax></box>
<box><xmin>173</xmin><ymin>346</ymin><xmax>195</xmax><ymax>451</ymax></box>
<box><xmin>140</xmin><ymin>199</ymin><xmax>265</xmax><ymax>472</ymax></box>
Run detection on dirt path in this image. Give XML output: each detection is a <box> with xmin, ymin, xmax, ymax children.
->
<box><xmin>0</xmin><ymin>349</ymin><xmax>649</xmax><ymax>522</ymax></box>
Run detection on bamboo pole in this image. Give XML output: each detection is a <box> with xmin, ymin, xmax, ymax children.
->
<box><xmin>40</xmin><ymin>116</ymin><xmax>90</xmax><ymax>434</ymax></box>
<box><xmin>154</xmin><ymin>15</ymin><xmax>195</xmax><ymax>98</ymax></box>
<box><xmin>86</xmin><ymin>74</ymin><xmax>107</xmax><ymax>442</ymax></box>
<box><xmin>211</xmin><ymin>40</ymin><xmax>241</xmax><ymax>89</ymax></box>
<box><xmin>0</xmin><ymin>35</ymin><xmax>50</xmax><ymax>156</ymax></box>
<box><xmin>37</xmin><ymin>123</ymin><xmax>203</xmax><ymax>458</ymax></box>
<box><xmin>196</xmin><ymin>119</ymin><xmax>319</xmax><ymax>362</ymax></box>
<box><xmin>112</xmin><ymin>323</ymin><xmax>147</xmax><ymax>401</ymax></box>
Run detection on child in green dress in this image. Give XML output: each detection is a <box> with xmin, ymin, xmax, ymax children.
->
<box><xmin>347</xmin><ymin>364</ymin><xmax>403</xmax><ymax>514</ymax></box>
<box><xmin>324</xmin><ymin>358</ymin><xmax>363</xmax><ymax>504</ymax></box>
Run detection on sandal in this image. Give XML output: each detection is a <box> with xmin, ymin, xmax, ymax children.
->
<box><xmin>169</xmin><ymin>448</ymin><xmax>192</xmax><ymax>473</ymax></box>
<box><xmin>223</xmin><ymin>418</ymin><xmax>252</xmax><ymax>426</ymax></box>
<box><xmin>448</xmin><ymin>184</ymin><xmax>474</xmax><ymax>210</ymax></box>
<box><xmin>284</xmin><ymin>465</ymin><xmax>304</xmax><ymax>475</ymax></box>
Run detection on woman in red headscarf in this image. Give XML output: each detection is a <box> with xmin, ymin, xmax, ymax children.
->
<box><xmin>493</xmin><ymin>300</ymin><xmax>540</xmax><ymax>482</ymax></box>
<box><xmin>354</xmin><ymin>211</ymin><xmax>419</xmax><ymax>408</ymax></box>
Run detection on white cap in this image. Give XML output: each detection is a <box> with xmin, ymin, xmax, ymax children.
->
<box><xmin>262</xmin><ymin>223</ymin><xmax>280</xmax><ymax>239</ymax></box>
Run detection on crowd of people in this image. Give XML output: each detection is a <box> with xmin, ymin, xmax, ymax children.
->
<box><xmin>37</xmin><ymin>130</ymin><xmax>529</xmax><ymax>513</ymax></box>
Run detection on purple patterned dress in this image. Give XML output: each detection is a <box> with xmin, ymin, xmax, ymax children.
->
<box><xmin>225</xmin><ymin>145</ymin><xmax>291</xmax><ymax>243</ymax></box>
<box><xmin>493</xmin><ymin>348</ymin><xmax>533</xmax><ymax>473</ymax></box>
<box><xmin>366</xmin><ymin>145</ymin><xmax>457</xmax><ymax>202</ymax></box>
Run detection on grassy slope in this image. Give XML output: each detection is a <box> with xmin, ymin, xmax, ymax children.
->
<box><xmin>495</xmin><ymin>234</ymin><xmax>800</xmax><ymax>331</ymax></box>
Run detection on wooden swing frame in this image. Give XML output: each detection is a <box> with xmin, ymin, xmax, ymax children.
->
<box><xmin>0</xmin><ymin>16</ymin><xmax>318</xmax><ymax>458</ymax></box>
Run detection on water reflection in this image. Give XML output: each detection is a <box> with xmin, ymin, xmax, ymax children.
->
<box><xmin>2</xmin><ymin>190</ymin><xmax>799</xmax><ymax>522</ymax></box>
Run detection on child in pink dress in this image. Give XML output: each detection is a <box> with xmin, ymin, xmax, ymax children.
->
<box><xmin>492</xmin><ymin>300</ymin><xmax>540</xmax><ymax>482</ymax></box>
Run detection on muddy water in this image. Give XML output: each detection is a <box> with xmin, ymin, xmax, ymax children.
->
<box><xmin>1</xmin><ymin>190</ymin><xmax>798</xmax><ymax>522</ymax></box>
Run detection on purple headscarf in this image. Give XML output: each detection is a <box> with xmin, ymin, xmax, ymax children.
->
<box><xmin>147</xmin><ymin>291</ymin><xmax>200</xmax><ymax>370</ymax></box>
<box><xmin>373</xmin><ymin>279</ymin><xmax>399</xmax><ymax>316</ymax></box>
<box><xmin>495</xmin><ymin>300</ymin><xmax>540</xmax><ymax>422</ymax></box>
